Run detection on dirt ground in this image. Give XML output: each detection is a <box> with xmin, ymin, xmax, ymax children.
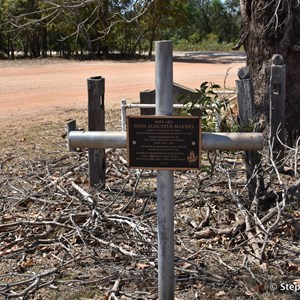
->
<box><xmin>0</xmin><ymin>53</ymin><xmax>245</xmax><ymax>120</ymax></box>
<box><xmin>1</xmin><ymin>54</ymin><xmax>300</xmax><ymax>300</ymax></box>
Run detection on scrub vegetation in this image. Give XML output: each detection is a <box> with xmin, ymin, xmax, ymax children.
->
<box><xmin>0</xmin><ymin>0</ymin><xmax>240</xmax><ymax>59</ymax></box>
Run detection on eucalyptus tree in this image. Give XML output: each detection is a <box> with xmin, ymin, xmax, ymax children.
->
<box><xmin>141</xmin><ymin>0</ymin><xmax>192</xmax><ymax>57</ymax></box>
<box><xmin>182</xmin><ymin>0</ymin><xmax>239</xmax><ymax>44</ymax></box>
<box><xmin>0</xmin><ymin>0</ymin><xmax>47</xmax><ymax>57</ymax></box>
<box><xmin>0</xmin><ymin>0</ymin><xmax>154</xmax><ymax>57</ymax></box>
<box><xmin>209</xmin><ymin>0</ymin><xmax>239</xmax><ymax>42</ymax></box>
<box><xmin>0</xmin><ymin>1</ymin><xmax>8</xmax><ymax>57</ymax></box>
<box><xmin>0</xmin><ymin>0</ymin><xmax>241</xmax><ymax>57</ymax></box>
<box><xmin>237</xmin><ymin>0</ymin><xmax>300</xmax><ymax>144</ymax></box>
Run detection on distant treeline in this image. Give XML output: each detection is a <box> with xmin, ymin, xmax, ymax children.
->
<box><xmin>0</xmin><ymin>0</ymin><xmax>240</xmax><ymax>59</ymax></box>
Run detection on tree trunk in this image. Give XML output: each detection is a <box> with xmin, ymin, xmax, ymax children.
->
<box><xmin>9</xmin><ymin>39</ymin><xmax>15</xmax><ymax>60</ymax></box>
<box><xmin>30</xmin><ymin>33</ymin><xmax>41</xmax><ymax>58</ymax></box>
<box><xmin>240</xmin><ymin>0</ymin><xmax>300</xmax><ymax>145</ymax></box>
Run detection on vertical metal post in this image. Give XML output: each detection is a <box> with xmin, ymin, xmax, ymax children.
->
<box><xmin>155</xmin><ymin>40</ymin><xmax>174</xmax><ymax>300</ymax></box>
<box><xmin>121</xmin><ymin>99</ymin><xmax>127</xmax><ymax>131</ymax></box>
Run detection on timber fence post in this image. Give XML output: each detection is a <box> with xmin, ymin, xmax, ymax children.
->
<box><xmin>270</xmin><ymin>54</ymin><xmax>286</xmax><ymax>171</ymax></box>
<box><xmin>236</xmin><ymin>67</ymin><xmax>264</xmax><ymax>202</ymax></box>
<box><xmin>140</xmin><ymin>89</ymin><xmax>156</xmax><ymax>115</ymax></box>
<box><xmin>87</xmin><ymin>76</ymin><xmax>105</xmax><ymax>187</ymax></box>
<box><xmin>67</xmin><ymin>120</ymin><xmax>76</xmax><ymax>152</ymax></box>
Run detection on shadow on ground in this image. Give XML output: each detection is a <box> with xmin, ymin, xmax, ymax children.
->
<box><xmin>173</xmin><ymin>51</ymin><xmax>246</xmax><ymax>64</ymax></box>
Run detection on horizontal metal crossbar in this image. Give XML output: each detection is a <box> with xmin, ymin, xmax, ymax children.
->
<box><xmin>68</xmin><ymin>131</ymin><xmax>263</xmax><ymax>151</ymax></box>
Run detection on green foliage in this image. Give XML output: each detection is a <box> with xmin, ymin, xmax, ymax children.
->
<box><xmin>181</xmin><ymin>81</ymin><xmax>237</xmax><ymax>132</ymax></box>
<box><xmin>173</xmin><ymin>34</ymin><xmax>237</xmax><ymax>52</ymax></box>
<box><xmin>181</xmin><ymin>80</ymin><xmax>239</xmax><ymax>177</ymax></box>
<box><xmin>0</xmin><ymin>0</ymin><xmax>241</xmax><ymax>58</ymax></box>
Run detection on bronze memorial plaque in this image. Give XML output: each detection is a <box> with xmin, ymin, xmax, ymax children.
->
<box><xmin>127</xmin><ymin>116</ymin><xmax>201</xmax><ymax>170</ymax></box>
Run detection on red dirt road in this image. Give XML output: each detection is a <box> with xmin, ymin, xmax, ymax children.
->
<box><xmin>0</xmin><ymin>56</ymin><xmax>245</xmax><ymax>120</ymax></box>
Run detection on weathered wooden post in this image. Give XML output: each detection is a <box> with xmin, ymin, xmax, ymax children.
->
<box><xmin>88</xmin><ymin>76</ymin><xmax>105</xmax><ymax>186</ymax></box>
<box><xmin>140</xmin><ymin>89</ymin><xmax>156</xmax><ymax>115</ymax></box>
<box><xmin>139</xmin><ymin>83</ymin><xmax>198</xmax><ymax>116</ymax></box>
<box><xmin>236</xmin><ymin>67</ymin><xmax>255</xmax><ymax>128</ymax></box>
<box><xmin>67</xmin><ymin>120</ymin><xmax>76</xmax><ymax>151</ymax></box>
<box><xmin>236</xmin><ymin>67</ymin><xmax>264</xmax><ymax>201</ymax></box>
<box><xmin>269</xmin><ymin>54</ymin><xmax>286</xmax><ymax>171</ymax></box>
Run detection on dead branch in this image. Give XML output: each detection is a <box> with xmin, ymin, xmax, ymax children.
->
<box><xmin>1</xmin><ymin>116</ymin><xmax>299</xmax><ymax>299</ymax></box>
<box><xmin>0</xmin><ymin>268</ymin><xmax>58</xmax><ymax>298</ymax></box>
<box><xmin>244</xmin><ymin>214</ymin><xmax>262</xmax><ymax>262</ymax></box>
<box><xmin>4</xmin><ymin>0</ymin><xmax>154</xmax><ymax>43</ymax></box>
<box><xmin>108</xmin><ymin>277</ymin><xmax>122</xmax><ymax>300</ymax></box>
